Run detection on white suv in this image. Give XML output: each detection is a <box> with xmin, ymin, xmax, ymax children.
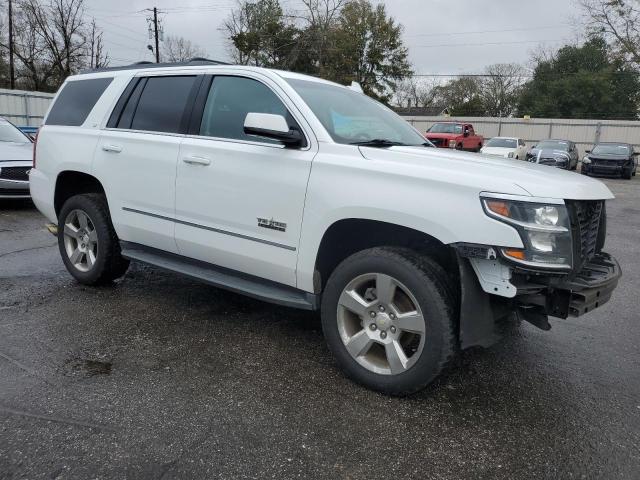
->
<box><xmin>30</xmin><ymin>61</ymin><xmax>621</xmax><ymax>395</ymax></box>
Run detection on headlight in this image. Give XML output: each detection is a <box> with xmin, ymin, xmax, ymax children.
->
<box><xmin>482</xmin><ymin>197</ymin><xmax>572</xmax><ymax>269</ymax></box>
<box><xmin>449</xmin><ymin>140</ymin><xmax>457</xmax><ymax>148</ymax></box>
<box><xmin>507</xmin><ymin>152</ymin><xmax>514</xmax><ymax>158</ymax></box>
<box><xmin>582</xmin><ymin>157</ymin><xmax>591</xmax><ymax>164</ymax></box>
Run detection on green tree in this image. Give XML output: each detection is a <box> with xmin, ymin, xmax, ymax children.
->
<box><xmin>518</xmin><ymin>38</ymin><xmax>640</xmax><ymax>119</ymax></box>
<box><xmin>224</xmin><ymin>0</ymin><xmax>299</xmax><ymax>68</ymax></box>
<box><xmin>325</xmin><ymin>0</ymin><xmax>412</xmax><ymax>102</ymax></box>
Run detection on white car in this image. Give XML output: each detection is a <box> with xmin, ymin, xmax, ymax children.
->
<box><xmin>0</xmin><ymin>117</ymin><xmax>34</xmax><ymax>199</ymax></box>
<box><xmin>480</xmin><ymin>136</ymin><xmax>528</xmax><ymax>159</ymax></box>
<box><xmin>30</xmin><ymin>61</ymin><xmax>621</xmax><ymax>395</ymax></box>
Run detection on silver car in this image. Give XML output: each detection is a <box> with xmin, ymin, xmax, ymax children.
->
<box><xmin>0</xmin><ymin>118</ymin><xmax>34</xmax><ymax>199</ymax></box>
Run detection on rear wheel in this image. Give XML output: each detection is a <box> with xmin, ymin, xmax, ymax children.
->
<box><xmin>58</xmin><ymin>194</ymin><xmax>129</xmax><ymax>285</ymax></box>
<box><xmin>321</xmin><ymin>247</ymin><xmax>457</xmax><ymax>396</ymax></box>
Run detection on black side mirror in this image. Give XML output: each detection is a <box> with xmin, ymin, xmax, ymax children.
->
<box><xmin>585</xmin><ymin>150</ymin><xmax>591</xmax><ymax>154</ymax></box>
<box><xmin>463</xmin><ymin>131</ymin><xmax>470</xmax><ymax>137</ymax></box>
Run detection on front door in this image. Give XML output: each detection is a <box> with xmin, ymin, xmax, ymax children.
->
<box><xmin>175</xmin><ymin>75</ymin><xmax>317</xmax><ymax>287</ymax></box>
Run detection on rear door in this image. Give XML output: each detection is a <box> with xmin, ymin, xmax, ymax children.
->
<box><xmin>174</xmin><ymin>74</ymin><xmax>317</xmax><ymax>287</ymax></box>
<box><xmin>93</xmin><ymin>74</ymin><xmax>202</xmax><ymax>253</ymax></box>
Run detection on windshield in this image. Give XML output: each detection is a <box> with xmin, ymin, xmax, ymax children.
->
<box><xmin>0</xmin><ymin>120</ymin><xmax>30</xmax><ymax>143</ymax></box>
<box><xmin>427</xmin><ymin>123</ymin><xmax>463</xmax><ymax>134</ymax></box>
<box><xmin>486</xmin><ymin>138</ymin><xmax>517</xmax><ymax>148</ymax></box>
<box><xmin>592</xmin><ymin>144</ymin><xmax>630</xmax><ymax>155</ymax></box>
<box><xmin>536</xmin><ymin>140</ymin><xmax>569</xmax><ymax>151</ymax></box>
<box><xmin>286</xmin><ymin>79</ymin><xmax>427</xmax><ymax>146</ymax></box>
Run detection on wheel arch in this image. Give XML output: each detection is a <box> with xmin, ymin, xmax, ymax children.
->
<box><xmin>54</xmin><ymin>170</ymin><xmax>106</xmax><ymax>216</ymax></box>
<box><xmin>312</xmin><ymin>218</ymin><xmax>460</xmax><ymax>295</ymax></box>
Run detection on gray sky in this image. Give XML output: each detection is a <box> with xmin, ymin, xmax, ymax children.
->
<box><xmin>85</xmin><ymin>0</ymin><xmax>579</xmax><ymax>75</ymax></box>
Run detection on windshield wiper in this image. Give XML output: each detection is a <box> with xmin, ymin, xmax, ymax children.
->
<box><xmin>350</xmin><ymin>139</ymin><xmax>408</xmax><ymax>148</ymax></box>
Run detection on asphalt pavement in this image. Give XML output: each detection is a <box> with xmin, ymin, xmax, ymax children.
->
<box><xmin>1</xmin><ymin>176</ymin><xmax>639</xmax><ymax>479</ymax></box>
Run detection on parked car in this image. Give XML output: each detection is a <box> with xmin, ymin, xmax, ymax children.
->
<box><xmin>30</xmin><ymin>61</ymin><xmax>621</xmax><ymax>395</ymax></box>
<box><xmin>425</xmin><ymin>122</ymin><xmax>484</xmax><ymax>151</ymax></box>
<box><xmin>480</xmin><ymin>137</ymin><xmax>527</xmax><ymax>159</ymax></box>
<box><xmin>0</xmin><ymin>117</ymin><xmax>34</xmax><ymax>199</ymax></box>
<box><xmin>526</xmin><ymin>139</ymin><xmax>579</xmax><ymax>170</ymax></box>
<box><xmin>582</xmin><ymin>142</ymin><xmax>637</xmax><ymax>179</ymax></box>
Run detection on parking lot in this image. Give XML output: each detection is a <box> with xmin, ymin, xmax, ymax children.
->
<box><xmin>0</xmin><ymin>176</ymin><xmax>638</xmax><ymax>479</ymax></box>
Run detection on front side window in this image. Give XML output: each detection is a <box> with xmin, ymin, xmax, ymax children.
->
<box><xmin>287</xmin><ymin>78</ymin><xmax>427</xmax><ymax>146</ymax></box>
<box><xmin>129</xmin><ymin>76</ymin><xmax>197</xmax><ymax>133</ymax></box>
<box><xmin>46</xmin><ymin>77</ymin><xmax>113</xmax><ymax>126</ymax></box>
<box><xmin>199</xmin><ymin>76</ymin><xmax>292</xmax><ymax>144</ymax></box>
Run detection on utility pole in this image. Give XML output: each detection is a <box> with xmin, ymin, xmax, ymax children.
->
<box><xmin>146</xmin><ymin>8</ymin><xmax>163</xmax><ymax>63</ymax></box>
<box><xmin>8</xmin><ymin>0</ymin><xmax>15</xmax><ymax>89</ymax></box>
<box><xmin>153</xmin><ymin>7</ymin><xmax>160</xmax><ymax>63</ymax></box>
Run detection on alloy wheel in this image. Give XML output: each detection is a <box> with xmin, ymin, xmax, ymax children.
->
<box><xmin>63</xmin><ymin>209</ymin><xmax>98</xmax><ymax>273</ymax></box>
<box><xmin>336</xmin><ymin>273</ymin><xmax>426</xmax><ymax>375</ymax></box>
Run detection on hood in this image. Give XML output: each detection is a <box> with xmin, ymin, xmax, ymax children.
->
<box><xmin>586</xmin><ymin>152</ymin><xmax>629</xmax><ymax>161</ymax></box>
<box><xmin>480</xmin><ymin>146</ymin><xmax>515</xmax><ymax>157</ymax></box>
<box><xmin>425</xmin><ymin>132</ymin><xmax>458</xmax><ymax>139</ymax></box>
<box><xmin>358</xmin><ymin>146</ymin><xmax>614</xmax><ymax>201</ymax></box>
<box><xmin>0</xmin><ymin>141</ymin><xmax>33</xmax><ymax>162</ymax></box>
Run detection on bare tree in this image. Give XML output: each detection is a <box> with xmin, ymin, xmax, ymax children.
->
<box><xmin>394</xmin><ymin>77</ymin><xmax>438</xmax><ymax>108</ymax></box>
<box><xmin>87</xmin><ymin>19</ymin><xmax>109</xmax><ymax>69</ymax></box>
<box><xmin>163</xmin><ymin>35</ymin><xmax>206</xmax><ymax>63</ymax></box>
<box><xmin>19</xmin><ymin>0</ymin><xmax>88</xmax><ymax>85</ymax></box>
<box><xmin>480</xmin><ymin>63</ymin><xmax>526</xmax><ymax>117</ymax></box>
<box><xmin>299</xmin><ymin>0</ymin><xmax>346</xmax><ymax>71</ymax></box>
<box><xmin>578</xmin><ymin>0</ymin><xmax>640</xmax><ymax>68</ymax></box>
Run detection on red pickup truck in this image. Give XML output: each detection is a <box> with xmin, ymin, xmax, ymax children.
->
<box><xmin>425</xmin><ymin>122</ymin><xmax>484</xmax><ymax>152</ymax></box>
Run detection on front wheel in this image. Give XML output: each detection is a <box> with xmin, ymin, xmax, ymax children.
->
<box><xmin>58</xmin><ymin>193</ymin><xmax>129</xmax><ymax>285</ymax></box>
<box><xmin>321</xmin><ymin>247</ymin><xmax>457</xmax><ymax>396</ymax></box>
<box><xmin>623</xmin><ymin>167</ymin><xmax>633</xmax><ymax>180</ymax></box>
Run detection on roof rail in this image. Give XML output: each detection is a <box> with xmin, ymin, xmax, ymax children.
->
<box><xmin>79</xmin><ymin>57</ymin><xmax>231</xmax><ymax>75</ymax></box>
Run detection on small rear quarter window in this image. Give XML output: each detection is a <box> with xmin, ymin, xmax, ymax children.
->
<box><xmin>45</xmin><ymin>77</ymin><xmax>113</xmax><ymax>126</ymax></box>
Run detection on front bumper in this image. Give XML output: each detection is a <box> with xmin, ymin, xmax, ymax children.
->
<box><xmin>0</xmin><ymin>178</ymin><xmax>30</xmax><ymax>198</ymax></box>
<box><xmin>583</xmin><ymin>164</ymin><xmax>628</xmax><ymax>177</ymax></box>
<box><xmin>563</xmin><ymin>252</ymin><xmax>621</xmax><ymax>316</ymax></box>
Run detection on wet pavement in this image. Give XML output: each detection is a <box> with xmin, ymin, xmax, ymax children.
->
<box><xmin>1</xmin><ymin>177</ymin><xmax>639</xmax><ymax>479</ymax></box>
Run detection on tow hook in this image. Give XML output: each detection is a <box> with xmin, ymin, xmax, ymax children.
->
<box><xmin>516</xmin><ymin>306</ymin><xmax>551</xmax><ymax>331</ymax></box>
<box><xmin>45</xmin><ymin>223</ymin><xmax>58</xmax><ymax>236</ymax></box>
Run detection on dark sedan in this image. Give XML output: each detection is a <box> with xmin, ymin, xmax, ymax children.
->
<box><xmin>582</xmin><ymin>143</ymin><xmax>638</xmax><ymax>179</ymax></box>
<box><xmin>526</xmin><ymin>139</ymin><xmax>579</xmax><ymax>170</ymax></box>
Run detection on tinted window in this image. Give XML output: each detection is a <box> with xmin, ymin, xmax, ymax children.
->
<box><xmin>536</xmin><ymin>140</ymin><xmax>569</xmax><ymax>151</ymax></box>
<box><xmin>486</xmin><ymin>138</ymin><xmax>517</xmax><ymax>148</ymax></box>
<box><xmin>199</xmin><ymin>76</ymin><xmax>290</xmax><ymax>143</ymax></box>
<box><xmin>114</xmin><ymin>78</ymin><xmax>147</xmax><ymax>129</ymax></box>
<box><xmin>46</xmin><ymin>78</ymin><xmax>113</xmax><ymax>126</ymax></box>
<box><xmin>130</xmin><ymin>76</ymin><xmax>197</xmax><ymax>133</ymax></box>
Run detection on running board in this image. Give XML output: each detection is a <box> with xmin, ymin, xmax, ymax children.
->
<box><xmin>120</xmin><ymin>242</ymin><xmax>319</xmax><ymax>311</ymax></box>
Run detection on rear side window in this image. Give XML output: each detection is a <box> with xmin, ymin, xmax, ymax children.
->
<box><xmin>112</xmin><ymin>76</ymin><xmax>197</xmax><ymax>134</ymax></box>
<box><xmin>45</xmin><ymin>78</ymin><xmax>113</xmax><ymax>126</ymax></box>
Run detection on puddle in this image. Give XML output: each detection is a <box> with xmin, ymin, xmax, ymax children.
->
<box><xmin>65</xmin><ymin>359</ymin><xmax>112</xmax><ymax>377</ymax></box>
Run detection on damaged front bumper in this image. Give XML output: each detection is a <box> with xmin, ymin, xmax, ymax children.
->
<box><xmin>456</xmin><ymin>249</ymin><xmax>621</xmax><ymax>349</ymax></box>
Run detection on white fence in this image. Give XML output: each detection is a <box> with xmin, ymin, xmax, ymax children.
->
<box><xmin>0</xmin><ymin>88</ymin><xmax>54</xmax><ymax>127</ymax></box>
<box><xmin>405</xmin><ymin>116</ymin><xmax>640</xmax><ymax>157</ymax></box>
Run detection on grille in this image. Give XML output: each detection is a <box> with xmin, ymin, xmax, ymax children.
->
<box><xmin>568</xmin><ymin>200</ymin><xmax>604</xmax><ymax>269</ymax></box>
<box><xmin>428</xmin><ymin>138</ymin><xmax>445</xmax><ymax>147</ymax></box>
<box><xmin>591</xmin><ymin>158</ymin><xmax>622</xmax><ymax>167</ymax></box>
<box><xmin>0</xmin><ymin>166</ymin><xmax>30</xmax><ymax>181</ymax></box>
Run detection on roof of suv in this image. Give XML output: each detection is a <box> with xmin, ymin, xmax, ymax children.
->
<box><xmin>77</xmin><ymin>58</ymin><xmax>338</xmax><ymax>87</ymax></box>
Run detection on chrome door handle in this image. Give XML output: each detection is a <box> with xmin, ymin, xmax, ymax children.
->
<box><xmin>183</xmin><ymin>155</ymin><xmax>211</xmax><ymax>166</ymax></box>
<box><xmin>102</xmin><ymin>144</ymin><xmax>122</xmax><ymax>153</ymax></box>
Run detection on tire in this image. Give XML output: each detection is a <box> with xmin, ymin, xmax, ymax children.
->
<box><xmin>58</xmin><ymin>193</ymin><xmax>129</xmax><ymax>285</ymax></box>
<box><xmin>476</xmin><ymin>144</ymin><xmax>482</xmax><ymax>153</ymax></box>
<box><xmin>321</xmin><ymin>247</ymin><xmax>457</xmax><ymax>396</ymax></box>
<box><xmin>623</xmin><ymin>167</ymin><xmax>632</xmax><ymax>180</ymax></box>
